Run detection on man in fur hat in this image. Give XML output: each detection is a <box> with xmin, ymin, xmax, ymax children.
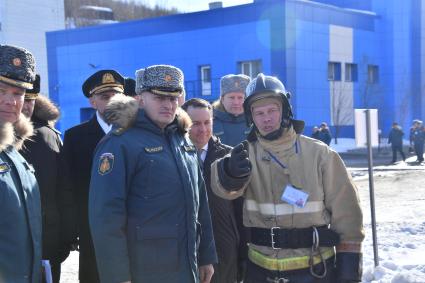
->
<box><xmin>89</xmin><ymin>65</ymin><xmax>217</xmax><ymax>283</ymax></box>
<box><xmin>213</xmin><ymin>74</ymin><xmax>251</xmax><ymax>147</ymax></box>
<box><xmin>0</xmin><ymin>44</ymin><xmax>41</xmax><ymax>283</ymax></box>
<box><xmin>20</xmin><ymin>74</ymin><xmax>67</xmax><ymax>283</ymax></box>
<box><xmin>212</xmin><ymin>74</ymin><xmax>252</xmax><ymax>282</ymax></box>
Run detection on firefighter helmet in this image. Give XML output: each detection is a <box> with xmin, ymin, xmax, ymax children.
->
<box><xmin>243</xmin><ymin>73</ymin><xmax>293</xmax><ymax>127</ymax></box>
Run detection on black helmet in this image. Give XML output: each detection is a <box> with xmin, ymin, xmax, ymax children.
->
<box><xmin>243</xmin><ymin>73</ymin><xmax>293</xmax><ymax>127</ymax></box>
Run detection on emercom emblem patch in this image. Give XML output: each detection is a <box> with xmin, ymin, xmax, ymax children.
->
<box><xmin>98</xmin><ymin>153</ymin><xmax>114</xmax><ymax>175</ymax></box>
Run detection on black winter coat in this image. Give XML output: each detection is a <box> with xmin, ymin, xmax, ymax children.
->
<box><xmin>388</xmin><ymin>127</ymin><xmax>404</xmax><ymax>148</ymax></box>
<box><xmin>318</xmin><ymin>128</ymin><xmax>332</xmax><ymax>145</ymax></box>
<box><xmin>61</xmin><ymin>115</ymin><xmax>104</xmax><ymax>283</ymax></box>
<box><xmin>20</xmin><ymin>96</ymin><xmax>63</xmax><ymax>262</ymax></box>
<box><xmin>21</xmin><ymin>119</ymin><xmax>62</xmax><ymax>261</ymax></box>
<box><xmin>202</xmin><ymin>136</ymin><xmax>240</xmax><ymax>283</ymax></box>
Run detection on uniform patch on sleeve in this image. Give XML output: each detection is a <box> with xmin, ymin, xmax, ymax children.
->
<box><xmin>98</xmin><ymin>153</ymin><xmax>114</xmax><ymax>175</ymax></box>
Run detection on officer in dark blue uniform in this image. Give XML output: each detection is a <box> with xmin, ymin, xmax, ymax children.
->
<box><xmin>410</xmin><ymin>119</ymin><xmax>425</xmax><ymax>163</ymax></box>
<box><xmin>0</xmin><ymin>44</ymin><xmax>41</xmax><ymax>283</ymax></box>
<box><xmin>89</xmin><ymin>65</ymin><xmax>217</xmax><ymax>283</ymax></box>
<box><xmin>61</xmin><ymin>69</ymin><xmax>126</xmax><ymax>283</ymax></box>
<box><xmin>212</xmin><ymin>74</ymin><xmax>251</xmax><ymax>281</ymax></box>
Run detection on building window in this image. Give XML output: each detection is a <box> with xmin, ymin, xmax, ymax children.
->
<box><xmin>345</xmin><ymin>63</ymin><xmax>358</xmax><ymax>82</ymax></box>
<box><xmin>238</xmin><ymin>60</ymin><xmax>262</xmax><ymax>78</ymax></box>
<box><xmin>200</xmin><ymin>65</ymin><xmax>211</xmax><ymax>96</ymax></box>
<box><xmin>328</xmin><ymin>62</ymin><xmax>341</xmax><ymax>81</ymax></box>
<box><xmin>367</xmin><ymin>65</ymin><xmax>379</xmax><ymax>83</ymax></box>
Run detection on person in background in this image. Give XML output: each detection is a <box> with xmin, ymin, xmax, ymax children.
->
<box><xmin>61</xmin><ymin>70</ymin><xmax>126</xmax><ymax>283</ymax></box>
<box><xmin>212</xmin><ymin>74</ymin><xmax>251</xmax><ymax>281</ymax></box>
<box><xmin>311</xmin><ymin>126</ymin><xmax>320</xmax><ymax>140</ymax></box>
<box><xmin>318</xmin><ymin>122</ymin><xmax>332</xmax><ymax>146</ymax></box>
<box><xmin>409</xmin><ymin>119</ymin><xmax>425</xmax><ymax>163</ymax></box>
<box><xmin>182</xmin><ymin>98</ymin><xmax>240</xmax><ymax>283</ymax></box>
<box><xmin>211</xmin><ymin>73</ymin><xmax>364</xmax><ymax>283</ymax></box>
<box><xmin>0</xmin><ymin>44</ymin><xmax>41</xmax><ymax>283</ymax></box>
<box><xmin>387</xmin><ymin>122</ymin><xmax>406</xmax><ymax>164</ymax></box>
<box><xmin>20</xmin><ymin>74</ymin><xmax>67</xmax><ymax>283</ymax></box>
<box><xmin>212</xmin><ymin>74</ymin><xmax>251</xmax><ymax>147</ymax></box>
<box><xmin>124</xmin><ymin>77</ymin><xmax>137</xmax><ymax>97</ymax></box>
<box><xmin>89</xmin><ymin>65</ymin><xmax>217</xmax><ymax>283</ymax></box>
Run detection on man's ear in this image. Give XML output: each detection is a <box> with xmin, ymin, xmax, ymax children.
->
<box><xmin>89</xmin><ymin>96</ymin><xmax>97</xmax><ymax>109</ymax></box>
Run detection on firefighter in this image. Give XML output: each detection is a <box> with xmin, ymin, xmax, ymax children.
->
<box><xmin>211</xmin><ymin>73</ymin><xmax>364</xmax><ymax>283</ymax></box>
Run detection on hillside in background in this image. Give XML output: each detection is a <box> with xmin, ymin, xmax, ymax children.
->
<box><xmin>65</xmin><ymin>0</ymin><xmax>179</xmax><ymax>27</ymax></box>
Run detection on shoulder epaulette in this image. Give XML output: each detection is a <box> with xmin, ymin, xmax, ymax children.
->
<box><xmin>112</xmin><ymin>127</ymin><xmax>127</xmax><ymax>136</ymax></box>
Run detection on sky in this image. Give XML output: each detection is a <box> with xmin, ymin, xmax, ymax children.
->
<box><xmin>134</xmin><ymin>0</ymin><xmax>253</xmax><ymax>13</ymax></box>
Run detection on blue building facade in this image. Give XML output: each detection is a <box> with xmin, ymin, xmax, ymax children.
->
<box><xmin>46</xmin><ymin>0</ymin><xmax>425</xmax><ymax>138</ymax></box>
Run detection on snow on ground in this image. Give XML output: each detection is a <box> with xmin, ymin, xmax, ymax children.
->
<box><xmin>329</xmin><ymin>138</ymin><xmax>411</xmax><ymax>154</ymax></box>
<box><xmin>355</xmin><ymin>170</ymin><xmax>425</xmax><ymax>283</ymax></box>
<box><xmin>330</xmin><ymin>138</ymin><xmax>359</xmax><ymax>153</ymax></box>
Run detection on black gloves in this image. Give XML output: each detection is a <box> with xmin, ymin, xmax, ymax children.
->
<box><xmin>218</xmin><ymin>142</ymin><xmax>251</xmax><ymax>191</ymax></box>
<box><xmin>225</xmin><ymin>142</ymin><xmax>251</xmax><ymax>178</ymax></box>
<box><xmin>336</xmin><ymin>252</ymin><xmax>363</xmax><ymax>282</ymax></box>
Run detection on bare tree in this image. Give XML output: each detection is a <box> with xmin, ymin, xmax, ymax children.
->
<box><xmin>331</xmin><ymin>80</ymin><xmax>351</xmax><ymax>144</ymax></box>
<box><xmin>397</xmin><ymin>75</ymin><xmax>412</xmax><ymax>127</ymax></box>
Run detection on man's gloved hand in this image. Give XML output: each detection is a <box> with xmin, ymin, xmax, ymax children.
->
<box><xmin>225</xmin><ymin>142</ymin><xmax>251</xmax><ymax>178</ymax></box>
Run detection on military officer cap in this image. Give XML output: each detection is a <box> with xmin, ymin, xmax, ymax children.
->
<box><xmin>25</xmin><ymin>74</ymin><xmax>40</xmax><ymax>100</ymax></box>
<box><xmin>124</xmin><ymin>77</ymin><xmax>137</xmax><ymax>97</ymax></box>
<box><xmin>82</xmin><ymin>70</ymin><xmax>125</xmax><ymax>98</ymax></box>
<box><xmin>138</xmin><ymin>64</ymin><xmax>184</xmax><ymax>97</ymax></box>
<box><xmin>0</xmin><ymin>44</ymin><xmax>36</xmax><ymax>90</ymax></box>
<box><xmin>220</xmin><ymin>74</ymin><xmax>250</xmax><ymax>97</ymax></box>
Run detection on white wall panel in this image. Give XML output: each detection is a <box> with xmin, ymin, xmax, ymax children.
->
<box><xmin>0</xmin><ymin>0</ymin><xmax>65</xmax><ymax>94</ymax></box>
<box><xmin>329</xmin><ymin>24</ymin><xmax>354</xmax><ymax>126</ymax></box>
